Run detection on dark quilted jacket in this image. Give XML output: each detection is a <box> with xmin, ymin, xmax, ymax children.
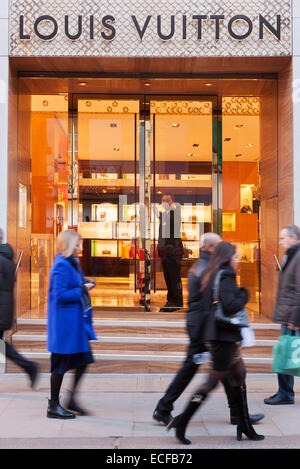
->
<box><xmin>273</xmin><ymin>243</ymin><xmax>300</xmax><ymax>327</ymax></box>
<box><xmin>0</xmin><ymin>244</ymin><xmax>15</xmax><ymax>331</ymax></box>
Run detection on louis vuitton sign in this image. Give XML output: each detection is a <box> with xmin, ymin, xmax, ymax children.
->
<box><xmin>9</xmin><ymin>0</ymin><xmax>292</xmax><ymax>57</ymax></box>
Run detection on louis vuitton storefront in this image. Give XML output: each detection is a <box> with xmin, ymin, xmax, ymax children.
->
<box><xmin>0</xmin><ymin>0</ymin><xmax>299</xmax><ymax>319</ymax></box>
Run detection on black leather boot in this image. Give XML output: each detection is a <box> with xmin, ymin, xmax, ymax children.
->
<box><xmin>235</xmin><ymin>386</ymin><xmax>264</xmax><ymax>441</ymax></box>
<box><xmin>222</xmin><ymin>376</ymin><xmax>264</xmax><ymax>425</ymax></box>
<box><xmin>47</xmin><ymin>399</ymin><xmax>76</xmax><ymax>419</ymax></box>
<box><xmin>167</xmin><ymin>392</ymin><xmax>207</xmax><ymax>445</ymax></box>
<box><xmin>27</xmin><ymin>362</ymin><xmax>40</xmax><ymax>389</ymax></box>
<box><xmin>66</xmin><ymin>393</ymin><xmax>90</xmax><ymax>416</ymax></box>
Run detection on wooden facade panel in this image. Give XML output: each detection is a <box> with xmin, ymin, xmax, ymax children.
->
<box><xmin>260</xmin><ymin>196</ymin><xmax>279</xmax><ymax>319</ymax></box>
<box><xmin>278</xmin><ymin>61</ymin><xmax>294</xmax><ymax>237</ymax></box>
<box><xmin>10</xmin><ymin>56</ymin><xmax>290</xmax><ymax>75</ymax></box>
<box><xmin>16</xmin><ymin>90</ymin><xmax>31</xmax><ymax>316</ymax></box>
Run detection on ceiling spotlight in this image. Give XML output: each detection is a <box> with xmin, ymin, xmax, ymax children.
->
<box><xmin>113</xmin><ymin>147</ymin><xmax>120</xmax><ymax>151</ymax></box>
<box><xmin>235</xmin><ymin>154</ymin><xmax>242</xmax><ymax>158</ymax></box>
<box><xmin>193</xmin><ymin>144</ymin><xmax>199</xmax><ymax>147</ymax></box>
<box><xmin>187</xmin><ymin>153</ymin><xmax>193</xmax><ymax>157</ymax></box>
<box><xmin>79</xmin><ymin>82</ymin><xmax>87</xmax><ymax>86</ymax></box>
<box><xmin>145</xmin><ymin>83</ymin><xmax>151</xmax><ymax>86</ymax></box>
<box><xmin>172</xmin><ymin>123</ymin><xmax>180</xmax><ymax>127</ymax></box>
<box><xmin>247</xmin><ymin>143</ymin><xmax>254</xmax><ymax>147</ymax></box>
<box><xmin>234</xmin><ymin>124</ymin><xmax>244</xmax><ymax>129</ymax></box>
<box><xmin>205</xmin><ymin>83</ymin><xmax>212</xmax><ymax>87</ymax></box>
<box><xmin>224</xmin><ymin>138</ymin><xmax>232</xmax><ymax>142</ymax></box>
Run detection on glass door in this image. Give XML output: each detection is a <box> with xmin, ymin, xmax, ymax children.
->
<box><xmin>71</xmin><ymin>94</ymin><xmax>219</xmax><ymax>311</ymax></box>
<box><xmin>73</xmin><ymin>95</ymin><xmax>143</xmax><ymax>309</ymax></box>
<box><xmin>145</xmin><ymin>96</ymin><xmax>219</xmax><ymax>311</ymax></box>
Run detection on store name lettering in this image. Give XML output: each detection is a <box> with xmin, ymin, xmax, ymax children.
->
<box><xmin>19</xmin><ymin>14</ymin><xmax>282</xmax><ymax>42</ymax></box>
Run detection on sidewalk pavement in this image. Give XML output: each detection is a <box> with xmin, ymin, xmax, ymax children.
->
<box><xmin>0</xmin><ymin>373</ymin><xmax>300</xmax><ymax>449</ymax></box>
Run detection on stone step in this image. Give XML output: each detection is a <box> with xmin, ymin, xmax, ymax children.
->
<box><xmin>15</xmin><ymin>319</ymin><xmax>281</xmax><ymax>339</ymax></box>
<box><xmin>11</xmin><ymin>332</ymin><xmax>277</xmax><ymax>354</ymax></box>
<box><xmin>5</xmin><ymin>318</ymin><xmax>279</xmax><ymax>374</ymax></box>
<box><xmin>5</xmin><ymin>350</ymin><xmax>274</xmax><ymax>374</ymax></box>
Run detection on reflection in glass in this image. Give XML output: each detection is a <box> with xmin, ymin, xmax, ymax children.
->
<box><xmin>222</xmin><ymin>96</ymin><xmax>261</xmax><ymax>315</ymax></box>
<box><xmin>77</xmin><ymin>99</ymin><xmax>140</xmax><ymax>307</ymax></box>
<box><xmin>150</xmin><ymin>100</ymin><xmax>213</xmax><ymax>309</ymax></box>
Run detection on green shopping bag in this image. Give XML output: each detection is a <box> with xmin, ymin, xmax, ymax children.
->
<box><xmin>272</xmin><ymin>331</ymin><xmax>300</xmax><ymax>377</ymax></box>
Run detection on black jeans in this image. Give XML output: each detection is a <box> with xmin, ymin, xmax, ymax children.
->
<box><xmin>156</xmin><ymin>330</ymin><xmax>244</xmax><ymax>414</ymax></box>
<box><xmin>157</xmin><ymin>325</ymin><xmax>207</xmax><ymax>413</ymax></box>
<box><xmin>277</xmin><ymin>325</ymin><xmax>295</xmax><ymax>400</ymax></box>
<box><xmin>0</xmin><ymin>331</ymin><xmax>35</xmax><ymax>373</ymax></box>
<box><xmin>161</xmin><ymin>254</ymin><xmax>183</xmax><ymax>306</ymax></box>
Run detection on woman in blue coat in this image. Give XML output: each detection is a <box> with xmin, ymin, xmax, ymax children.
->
<box><xmin>47</xmin><ymin>229</ymin><xmax>96</xmax><ymax>419</ymax></box>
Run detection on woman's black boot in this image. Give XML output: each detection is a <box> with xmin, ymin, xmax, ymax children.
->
<box><xmin>66</xmin><ymin>392</ymin><xmax>90</xmax><ymax>416</ymax></box>
<box><xmin>222</xmin><ymin>378</ymin><xmax>264</xmax><ymax>425</ymax></box>
<box><xmin>47</xmin><ymin>399</ymin><xmax>76</xmax><ymax>419</ymax></box>
<box><xmin>167</xmin><ymin>392</ymin><xmax>207</xmax><ymax>445</ymax></box>
<box><xmin>236</xmin><ymin>385</ymin><xmax>264</xmax><ymax>441</ymax></box>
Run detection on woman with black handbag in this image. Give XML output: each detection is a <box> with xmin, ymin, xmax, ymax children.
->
<box><xmin>168</xmin><ymin>241</ymin><xmax>264</xmax><ymax>444</ymax></box>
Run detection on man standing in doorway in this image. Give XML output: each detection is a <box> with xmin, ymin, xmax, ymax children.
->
<box><xmin>157</xmin><ymin>193</ymin><xmax>183</xmax><ymax>312</ymax></box>
<box><xmin>264</xmin><ymin>224</ymin><xmax>300</xmax><ymax>405</ymax></box>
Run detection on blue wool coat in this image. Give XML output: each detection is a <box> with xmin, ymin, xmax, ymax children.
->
<box><xmin>47</xmin><ymin>253</ymin><xmax>90</xmax><ymax>354</ymax></box>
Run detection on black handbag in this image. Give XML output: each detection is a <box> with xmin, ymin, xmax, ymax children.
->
<box><xmin>212</xmin><ymin>270</ymin><xmax>249</xmax><ymax>329</ymax></box>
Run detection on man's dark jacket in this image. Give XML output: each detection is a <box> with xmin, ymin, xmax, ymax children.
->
<box><xmin>157</xmin><ymin>203</ymin><xmax>183</xmax><ymax>259</ymax></box>
<box><xmin>0</xmin><ymin>244</ymin><xmax>15</xmax><ymax>331</ymax></box>
<box><xmin>186</xmin><ymin>250</ymin><xmax>210</xmax><ymax>344</ymax></box>
<box><xmin>273</xmin><ymin>242</ymin><xmax>300</xmax><ymax>327</ymax></box>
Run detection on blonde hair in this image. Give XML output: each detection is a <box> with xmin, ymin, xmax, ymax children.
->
<box><xmin>57</xmin><ymin>230</ymin><xmax>81</xmax><ymax>258</ymax></box>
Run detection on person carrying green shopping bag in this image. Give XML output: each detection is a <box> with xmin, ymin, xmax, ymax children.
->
<box><xmin>273</xmin><ymin>330</ymin><xmax>300</xmax><ymax>377</ymax></box>
<box><xmin>265</xmin><ymin>225</ymin><xmax>300</xmax><ymax>406</ymax></box>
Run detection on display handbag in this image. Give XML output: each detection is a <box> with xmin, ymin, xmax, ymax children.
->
<box><xmin>272</xmin><ymin>330</ymin><xmax>300</xmax><ymax>377</ymax></box>
<box><xmin>212</xmin><ymin>270</ymin><xmax>249</xmax><ymax>329</ymax></box>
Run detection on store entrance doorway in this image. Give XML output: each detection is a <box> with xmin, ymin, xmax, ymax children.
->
<box><xmin>24</xmin><ymin>77</ymin><xmax>266</xmax><ymax>318</ymax></box>
<box><xmin>73</xmin><ymin>95</ymin><xmax>219</xmax><ymax>310</ymax></box>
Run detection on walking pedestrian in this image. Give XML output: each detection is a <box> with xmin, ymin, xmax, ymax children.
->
<box><xmin>264</xmin><ymin>224</ymin><xmax>300</xmax><ymax>405</ymax></box>
<box><xmin>167</xmin><ymin>241</ymin><xmax>264</xmax><ymax>444</ymax></box>
<box><xmin>153</xmin><ymin>233</ymin><xmax>263</xmax><ymax>427</ymax></box>
<box><xmin>47</xmin><ymin>229</ymin><xmax>96</xmax><ymax>419</ymax></box>
<box><xmin>0</xmin><ymin>228</ymin><xmax>39</xmax><ymax>387</ymax></box>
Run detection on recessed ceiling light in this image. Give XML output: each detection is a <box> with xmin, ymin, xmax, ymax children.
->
<box><xmin>145</xmin><ymin>83</ymin><xmax>151</xmax><ymax>86</ymax></box>
<box><xmin>79</xmin><ymin>82</ymin><xmax>87</xmax><ymax>86</ymax></box>
<box><xmin>235</xmin><ymin>154</ymin><xmax>242</xmax><ymax>158</ymax></box>
<box><xmin>113</xmin><ymin>147</ymin><xmax>120</xmax><ymax>151</ymax></box>
<box><xmin>247</xmin><ymin>143</ymin><xmax>253</xmax><ymax>147</ymax></box>
<box><xmin>187</xmin><ymin>153</ymin><xmax>193</xmax><ymax>157</ymax></box>
<box><xmin>234</xmin><ymin>124</ymin><xmax>244</xmax><ymax>129</ymax></box>
<box><xmin>205</xmin><ymin>83</ymin><xmax>212</xmax><ymax>87</ymax></box>
<box><xmin>172</xmin><ymin>123</ymin><xmax>180</xmax><ymax>127</ymax></box>
<box><xmin>224</xmin><ymin>138</ymin><xmax>232</xmax><ymax>142</ymax></box>
<box><xmin>193</xmin><ymin>143</ymin><xmax>199</xmax><ymax>147</ymax></box>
